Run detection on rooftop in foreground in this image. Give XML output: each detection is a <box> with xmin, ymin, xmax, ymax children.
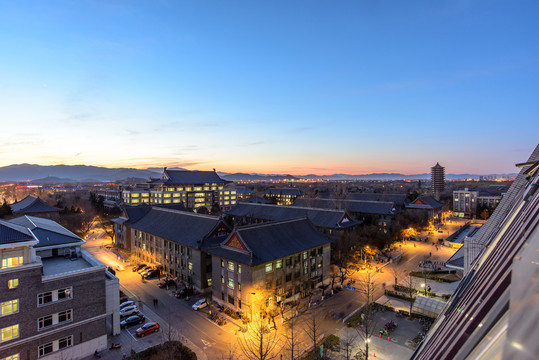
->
<box><xmin>41</xmin><ymin>256</ymin><xmax>95</xmax><ymax>277</ymax></box>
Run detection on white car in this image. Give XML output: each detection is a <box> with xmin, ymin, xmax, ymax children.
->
<box><xmin>191</xmin><ymin>299</ymin><xmax>207</xmax><ymax>311</ymax></box>
<box><xmin>120</xmin><ymin>301</ymin><xmax>135</xmax><ymax>310</ymax></box>
<box><xmin>120</xmin><ymin>305</ymin><xmax>138</xmax><ymax>318</ymax></box>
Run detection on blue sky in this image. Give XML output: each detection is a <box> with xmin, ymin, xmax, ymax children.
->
<box><xmin>0</xmin><ymin>0</ymin><xmax>537</xmax><ymax>175</ymax></box>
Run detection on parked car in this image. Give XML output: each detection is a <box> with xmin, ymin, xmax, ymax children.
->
<box><xmin>120</xmin><ymin>314</ymin><xmax>145</xmax><ymax>329</ymax></box>
<box><xmin>119</xmin><ymin>301</ymin><xmax>135</xmax><ymax>310</ymax></box>
<box><xmin>140</xmin><ymin>268</ymin><xmax>154</xmax><ymax>277</ymax></box>
<box><xmin>158</xmin><ymin>279</ymin><xmax>175</xmax><ymax>288</ymax></box>
<box><xmin>144</xmin><ymin>269</ymin><xmax>160</xmax><ymax>279</ymax></box>
<box><xmin>138</xmin><ymin>266</ymin><xmax>152</xmax><ymax>275</ymax></box>
<box><xmin>136</xmin><ymin>322</ymin><xmax>160</xmax><ymax>337</ymax></box>
<box><xmin>175</xmin><ymin>288</ymin><xmax>192</xmax><ymax>299</ymax></box>
<box><xmin>120</xmin><ymin>305</ymin><xmax>138</xmax><ymax>318</ymax></box>
<box><xmin>132</xmin><ymin>264</ymin><xmax>147</xmax><ymax>272</ymax></box>
<box><xmin>192</xmin><ymin>299</ymin><xmax>207</xmax><ymax>311</ymax></box>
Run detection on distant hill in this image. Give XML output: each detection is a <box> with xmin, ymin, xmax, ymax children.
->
<box><xmin>0</xmin><ymin>164</ymin><xmax>517</xmax><ymax>183</ymax></box>
<box><xmin>31</xmin><ymin>176</ymin><xmax>77</xmax><ymax>184</ymax></box>
<box><xmin>0</xmin><ymin>164</ymin><xmax>160</xmax><ymax>182</ymax></box>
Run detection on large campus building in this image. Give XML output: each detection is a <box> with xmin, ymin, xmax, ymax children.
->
<box><xmin>206</xmin><ymin>218</ymin><xmax>332</xmax><ymax>314</ymax></box>
<box><xmin>0</xmin><ymin>216</ymin><xmax>119</xmax><ymax>360</ymax></box>
<box><xmin>121</xmin><ymin>168</ymin><xmax>235</xmax><ymax>210</ymax></box>
<box><xmin>411</xmin><ymin>145</ymin><xmax>539</xmax><ymax>360</ymax></box>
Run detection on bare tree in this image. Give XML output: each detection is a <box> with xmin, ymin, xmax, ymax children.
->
<box><xmin>389</xmin><ymin>266</ymin><xmax>401</xmax><ymax>289</ymax></box>
<box><xmin>402</xmin><ymin>273</ymin><xmax>418</xmax><ymax>316</ymax></box>
<box><xmin>355</xmin><ymin>269</ymin><xmax>378</xmax><ymax>360</ymax></box>
<box><xmin>304</xmin><ymin>308</ymin><xmax>323</xmax><ymax>359</ymax></box>
<box><xmin>220</xmin><ymin>340</ymin><xmax>239</xmax><ymax>360</ymax></box>
<box><xmin>238</xmin><ymin>315</ymin><xmax>280</xmax><ymax>360</ymax></box>
<box><xmin>101</xmin><ymin>220</ymin><xmax>115</xmax><ymax>241</ymax></box>
<box><xmin>340</xmin><ymin>328</ymin><xmax>358</xmax><ymax>360</ymax></box>
<box><xmin>283</xmin><ymin>315</ymin><xmax>302</xmax><ymax>360</ymax></box>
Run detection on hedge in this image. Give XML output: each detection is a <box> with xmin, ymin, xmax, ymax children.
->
<box><xmin>384</xmin><ymin>290</ymin><xmax>415</xmax><ymax>302</ymax></box>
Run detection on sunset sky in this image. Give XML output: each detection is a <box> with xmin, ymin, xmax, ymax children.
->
<box><xmin>0</xmin><ymin>1</ymin><xmax>537</xmax><ymax>175</ymax></box>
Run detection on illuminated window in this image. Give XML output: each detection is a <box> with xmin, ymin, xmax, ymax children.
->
<box><xmin>265</xmin><ymin>263</ymin><xmax>273</xmax><ymax>273</ymax></box>
<box><xmin>1</xmin><ymin>257</ymin><xmax>23</xmax><ymax>269</ymax></box>
<box><xmin>188</xmin><ymin>262</ymin><xmax>193</xmax><ymax>271</ymax></box>
<box><xmin>238</xmin><ymin>265</ymin><xmax>242</xmax><ymax>274</ymax></box>
<box><xmin>1</xmin><ymin>325</ymin><xmax>19</xmax><ymax>342</ymax></box>
<box><xmin>7</xmin><ymin>279</ymin><xmax>18</xmax><ymax>289</ymax></box>
<box><xmin>227</xmin><ymin>278</ymin><xmax>234</xmax><ymax>289</ymax></box>
<box><xmin>276</xmin><ymin>260</ymin><xmax>282</xmax><ymax>269</ymax></box>
<box><xmin>1</xmin><ymin>354</ymin><xmax>19</xmax><ymax>360</ymax></box>
<box><xmin>227</xmin><ymin>261</ymin><xmax>234</xmax><ymax>271</ymax></box>
<box><xmin>1</xmin><ymin>300</ymin><xmax>18</xmax><ymax>316</ymax></box>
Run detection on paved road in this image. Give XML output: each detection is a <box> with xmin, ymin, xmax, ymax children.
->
<box><xmin>82</xmin><ymin>218</ymin><xmax>463</xmax><ymax>359</ymax></box>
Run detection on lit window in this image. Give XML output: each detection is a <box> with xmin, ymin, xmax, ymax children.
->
<box><xmin>1</xmin><ymin>257</ymin><xmax>23</xmax><ymax>269</ymax></box>
<box><xmin>1</xmin><ymin>354</ymin><xmax>19</xmax><ymax>360</ymax></box>
<box><xmin>7</xmin><ymin>279</ymin><xmax>18</xmax><ymax>289</ymax></box>
<box><xmin>1</xmin><ymin>325</ymin><xmax>19</xmax><ymax>342</ymax></box>
<box><xmin>265</xmin><ymin>263</ymin><xmax>273</xmax><ymax>273</ymax></box>
<box><xmin>238</xmin><ymin>265</ymin><xmax>242</xmax><ymax>274</ymax></box>
<box><xmin>276</xmin><ymin>260</ymin><xmax>282</xmax><ymax>269</ymax></box>
<box><xmin>221</xmin><ymin>259</ymin><xmax>224</xmax><ymax>268</ymax></box>
<box><xmin>227</xmin><ymin>278</ymin><xmax>234</xmax><ymax>289</ymax></box>
<box><xmin>188</xmin><ymin>262</ymin><xmax>193</xmax><ymax>271</ymax></box>
<box><xmin>1</xmin><ymin>300</ymin><xmax>18</xmax><ymax>316</ymax></box>
<box><xmin>228</xmin><ymin>261</ymin><xmax>235</xmax><ymax>271</ymax></box>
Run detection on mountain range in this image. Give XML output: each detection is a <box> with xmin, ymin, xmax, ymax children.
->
<box><xmin>0</xmin><ymin>164</ymin><xmax>516</xmax><ymax>183</ymax></box>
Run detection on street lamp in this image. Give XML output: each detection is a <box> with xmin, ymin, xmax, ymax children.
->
<box><xmin>421</xmin><ymin>283</ymin><xmax>426</xmax><ymax>296</ymax></box>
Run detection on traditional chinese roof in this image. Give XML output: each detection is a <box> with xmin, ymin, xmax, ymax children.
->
<box><xmin>111</xmin><ymin>203</ymin><xmax>187</xmax><ymax>225</ymax></box>
<box><xmin>8</xmin><ymin>216</ymin><xmax>83</xmax><ymax>248</ymax></box>
<box><xmin>264</xmin><ymin>188</ymin><xmax>303</xmax><ymax>196</ymax></box>
<box><xmin>245</xmin><ymin>196</ymin><xmax>271</xmax><ymax>204</ymax></box>
<box><xmin>10</xmin><ymin>195</ymin><xmax>61</xmax><ymax>214</ymax></box>
<box><xmin>151</xmin><ymin>168</ymin><xmax>229</xmax><ymax>185</ymax></box>
<box><xmin>0</xmin><ymin>219</ymin><xmax>34</xmax><ymax>244</ymax></box>
<box><xmin>206</xmin><ymin>218</ymin><xmax>331</xmax><ymax>266</ymax></box>
<box><xmin>226</xmin><ymin>202</ymin><xmax>359</xmax><ymax>229</ymax></box>
<box><xmin>294</xmin><ymin>198</ymin><xmax>400</xmax><ymax>216</ymax></box>
<box><xmin>347</xmin><ymin>193</ymin><xmax>407</xmax><ymax>206</ymax></box>
<box><xmin>127</xmin><ymin>207</ymin><xmax>229</xmax><ymax>248</ymax></box>
<box><xmin>406</xmin><ymin>196</ymin><xmax>444</xmax><ymax>210</ymax></box>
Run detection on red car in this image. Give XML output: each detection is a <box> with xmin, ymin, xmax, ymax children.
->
<box><xmin>136</xmin><ymin>322</ymin><xmax>160</xmax><ymax>337</ymax></box>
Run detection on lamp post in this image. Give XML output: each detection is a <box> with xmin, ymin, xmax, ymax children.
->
<box><xmin>365</xmin><ymin>338</ymin><xmax>371</xmax><ymax>360</ymax></box>
<box><xmin>421</xmin><ymin>283</ymin><xmax>426</xmax><ymax>296</ymax></box>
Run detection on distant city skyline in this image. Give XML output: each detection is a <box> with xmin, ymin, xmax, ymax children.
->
<box><xmin>1</xmin><ymin>1</ymin><xmax>537</xmax><ymax>175</ymax></box>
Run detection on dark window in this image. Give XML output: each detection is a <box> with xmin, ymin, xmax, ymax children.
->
<box><xmin>318</xmin><ymin>247</ymin><xmax>323</xmax><ymax>255</ymax></box>
<box><xmin>58</xmin><ymin>336</ymin><xmax>72</xmax><ymax>349</ymax></box>
<box><xmin>286</xmin><ymin>273</ymin><xmax>292</xmax><ymax>282</ymax></box>
<box><xmin>58</xmin><ymin>310</ymin><xmax>72</xmax><ymax>323</ymax></box>
<box><xmin>38</xmin><ymin>292</ymin><xmax>53</xmax><ymax>305</ymax></box>
<box><xmin>39</xmin><ymin>342</ymin><xmax>53</xmax><ymax>357</ymax></box>
<box><xmin>38</xmin><ymin>315</ymin><xmax>53</xmax><ymax>329</ymax></box>
<box><xmin>221</xmin><ymin>292</ymin><xmax>225</xmax><ymax>301</ymax></box>
<box><xmin>285</xmin><ymin>257</ymin><xmax>291</xmax><ymax>266</ymax></box>
<box><xmin>266</xmin><ymin>280</ymin><xmax>272</xmax><ymax>289</ymax></box>
<box><xmin>276</xmin><ymin>277</ymin><xmax>282</xmax><ymax>286</ymax></box>
<box><xmin>228</xmin><ymin>295</ymin><xmax>234</xmax><ymax>305</ymax></box>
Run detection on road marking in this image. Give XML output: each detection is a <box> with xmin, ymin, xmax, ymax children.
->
<box><xmin>201</xmin><ymin>339</ymin><xmax>211</xmax><ymax>348</ymax></box>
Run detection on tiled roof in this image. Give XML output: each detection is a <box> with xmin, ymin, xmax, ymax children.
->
<box><xmin>347</xmin><ymin>193</ymin><xmax>407</xmax><ymax>206</ymax></box>
<box><xmin>10</xmin><ymin>195</ymin><xmax>61</xmax><ymax>214</ymax></box>
<box><xmin>128</xmin><ymin>207</ymin><xmax>224</xmax><ymax>248</ymax></box>
<box><xmin>153</xmin><ymin>169</ymin><xmax>229</xmax><ymax>185</ymax></box>
<box><xmin>245</xmin><ymin>196</ymin><xmax>271</xmax><ymax>204</ymax></box>
<box><xmin>445</xmin><ymin>246</ymin><xmax>465</xmax><ymax>270</ymax></box>
<box><xmin>0</xmin><ymin>219</ymin><xmax>34</xmax><ymax>244</ymax></box>
<box><xmin>294</xmin><ymin>198</ymin><xmax>400</xmax><ymax>216</ymax></box>
<box><xmin>8</xmin><ymin>216</ymin><xmax>83</xmax><ymax>248</ymax></box>
<box><xmin>264</xmin><ymin>188</ymin><xmax>303</xmax><ymax>196</ymax></box>
<box><xmin>406</xmin><ymin>196</ymin><xmax>444</xmax><ymax>210</ymax></box>
<box><xmin>206</xmin><ymin>218</ymin><xmax>332</xmax><ymax>266</ymax></box>
<box><xmin>226</xmin><ymin>202</ymin><xmax>359</xmax><ymax>229</ymax></box>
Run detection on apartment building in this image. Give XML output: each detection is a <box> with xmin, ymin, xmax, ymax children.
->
<box><xmin>206</xmin><ymin>218</ymin><xmax>332</xmax><ymax>314</ymax></box>
<box><xmin>217</xmin><ymin>187</ymin><xmax>237</xmax><ymax>211</ymax></box>
<box><xmin>121</xmin><ymin>168</ymin><xmax>232</xmax><ymax>210</ymax></box>
<box><xmin>0</xmin><ymin>216</ymin><xmax>119</xmax><ymax>360</ymax></box>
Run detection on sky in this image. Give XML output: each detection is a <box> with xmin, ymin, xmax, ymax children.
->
<box><xmin>0</xmin><ymin>0</ymin><xmax>538</xmax><ymax>175</ymax></box>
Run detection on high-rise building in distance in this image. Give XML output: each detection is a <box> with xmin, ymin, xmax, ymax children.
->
<box><xmin>431</xmin><ymin>162</ymin><xmax>445</xmax><ymax>200</ymax></box>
